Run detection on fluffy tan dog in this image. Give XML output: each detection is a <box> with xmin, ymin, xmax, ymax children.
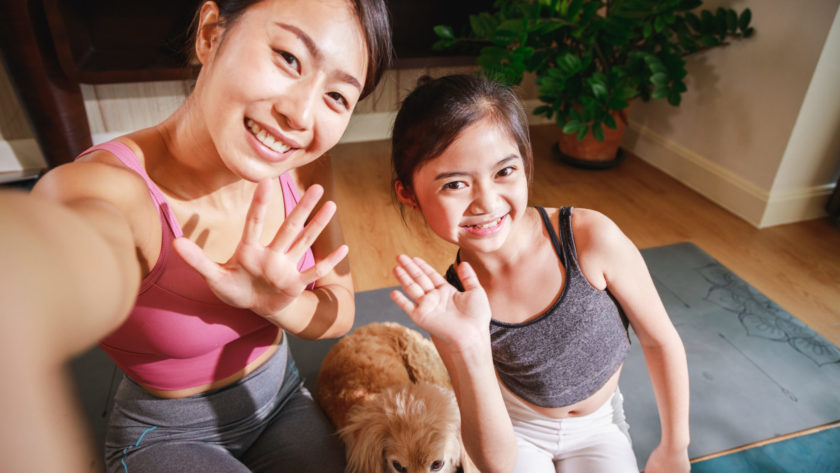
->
<box><xmin>317</xmin><ymin>322</ymin><xmax>475</xmax><ymax>473</ymax></box>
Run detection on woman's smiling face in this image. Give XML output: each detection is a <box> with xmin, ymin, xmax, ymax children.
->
<box><xmin>405</xmin><ymin>117</ymin><xmax>530</xmax><ymax>254</ymax></box>
<box><xmin>195</xmin><ymin>0</ymin><xmax>368</xmax><ymax>180</ymax></box>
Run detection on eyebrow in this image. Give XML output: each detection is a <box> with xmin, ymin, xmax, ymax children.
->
<box><xmin>273</xmin><ymin>22</ymin><xmax>363</xmax><ymax>92</ymax></box>
<box><xmin>433</xmin><ymin>155</ymin><xmax>521</xmax><ymax>181</ymax></box>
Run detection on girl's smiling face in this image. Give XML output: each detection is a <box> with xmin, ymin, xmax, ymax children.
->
<box><xmin>195</xmin><ymin>0</ymin><xmax>368</xmax><ymax>180</ymax></box>
<box><xmin>400</xmin><ymin>117</ymin><xmax>530</xmax><ymax>254</ymax></box>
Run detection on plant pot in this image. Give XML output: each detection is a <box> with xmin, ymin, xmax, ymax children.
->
<box><xmin>553</xmin><ymin>107</ymin><xmax>630</xmax><ymax>170</ymax></box>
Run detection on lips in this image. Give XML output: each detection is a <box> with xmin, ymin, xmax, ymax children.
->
<box><xmin>462</xmin><ymin>214</ymin><xmax>507</xmax><ymax>236</ymax></box>
<box><xmin>245</xmin><ymin>118</ymin><xmax>293</xmax><ymax>154</ymax></box>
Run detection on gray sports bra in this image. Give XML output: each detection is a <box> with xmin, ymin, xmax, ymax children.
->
<box><xmin>446</xmin><ymin>206</ymin><xmax>630</xmax><ymax>408</ymax></box>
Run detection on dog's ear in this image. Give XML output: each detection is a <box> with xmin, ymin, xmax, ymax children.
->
<box><xmin>339</xmin><ymin>398</ymin><xmax>391</xmax><ymax>473</ymax></box>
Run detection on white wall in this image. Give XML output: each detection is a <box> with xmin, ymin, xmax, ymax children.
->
<box><xmin>623</xmin><ymin>0</ymin><xmax>840</xmax><ymax>227</ymax></box>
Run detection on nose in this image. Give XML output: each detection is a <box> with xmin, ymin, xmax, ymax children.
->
<box><xmin>274</xmin><ymin>78</ymin><xmax>318</xmax><ymax>131</ymax></box>
<box><xmin>468</xmin><ymin>180</ymin><xmax>498</xmax><ymax>215</ymax></box>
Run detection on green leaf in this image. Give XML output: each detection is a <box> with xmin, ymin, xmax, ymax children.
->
<box><xmin>654</xmin><ymin>16</ymin><xmax>665</xmax><ymax>33</ymax></box>
<box><xmin>567</xmin><ymin>0</ymin><xmax>584</xmax><ymax>19</ymax></box>
<box><xmin>643</xmin><ymin>22</ymin><xmax>653</xmax><ymax>38</ymax></box>
<box><xmin>433</xmin><ymin>25</ymin><xmax>455</xmax><ymax>40</ymax></box>
<box><xmin>470</xmin><ymin>13</ymin><xmax>496</xmax><ymax>38</ymax></box>
<box><xmin>652</xmin><ymin>87</ymin><xmax>669</xmax><ymax>100</ymax></box>
<box><xmin>743</xmin><ymin>26</ymin><xmax>755</xmax><ymax>38</ymax></box>
<box><xmin>591</xmin><ymin>122</ymin><xmax>605</xmax><ymax>142</ymax></box>
<box><xmin>726</xmin><ymin>10</ymin><xmax>738</xmax><ymax>32</ymax></box>
<box><xmin>591</xmin><ymin>82</ymin><xmax>608</xmax><ymax>99</ymax></box>
<box><xmin>651</xmin><ymin>72</ymin><xmax>669</xmax><ymax>86</ymax></box>
<box><xmin>533</xmin><ymin>105</ymin><xmax>553</xmax><ymax>117</ymax></box>
<box><xmin>739</xmin><ymin>9</ymin><xmax>752</xmax><ymax>31</ymax></box>
<box><xmin>603</xmin><ymin>113</ymin><xmax>618</xmax><ymax>129</ymax></box>
<box><xmin>577</xmin><ymin>125</ymin><xmax>589</xmax><ymax>141</ymax></box>
<box><xmin>609</xmin><ymin>98</ymin><xmax>631</xmax><ymax>110</ymax></box>
<box><xmin>562</xmin><ymin>120</ymin><xmax>581</xmax><ymax>134</ymax></box>
<box><xmin>668</xmin><ymin>90</ymin><xmax>682</xmax><ymax>106</ymax></box>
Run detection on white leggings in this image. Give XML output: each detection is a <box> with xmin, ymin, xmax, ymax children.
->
<box><xmin>503</xmin><ymin>386</ymin><xmax>639</xmax><ymax>473</ymax></box>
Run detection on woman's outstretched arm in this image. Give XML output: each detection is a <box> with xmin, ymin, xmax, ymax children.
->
<box><xmin>1</xmin><ymin>180</ymin><xmax>147</xmax><ymax>472</ymax></box>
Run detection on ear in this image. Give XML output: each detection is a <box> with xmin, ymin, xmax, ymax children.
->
<box><xmin>394</xmin><ymin>180</ymin><xmax>418</xmax><ymax>209</ymax></box>
<box><xmin>195</xmin><ymin>1</ymin><xmax>223</xmax><ymax>66</ymax></box>
<box><xmin>340</xmin><ymin>400</ymin><xmax>391</xmax><ymax>473</ymax></box>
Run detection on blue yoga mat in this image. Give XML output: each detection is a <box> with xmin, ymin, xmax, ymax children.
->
<box><xmin>691</xmin><ymin>426</ymin><xmax>840</xmax><ymax>473</ymax></box>
<box><xmin>621</xmin><ymin>242</ymin><xmax>840</xmax><ymax>469</ymax></box>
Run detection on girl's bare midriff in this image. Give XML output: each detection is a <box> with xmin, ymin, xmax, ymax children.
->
<box><xmin>139</xmin><ymin>330</ymin><xmax>284</xmax><ymax>399</ymax></box>
<box><xmin>502</xmin><ymin>365</ymin><xmax>623</xmax><ymax>418</ymax></box>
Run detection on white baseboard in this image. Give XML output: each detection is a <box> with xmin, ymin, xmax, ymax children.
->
<box><xmin>623</xmin><ymin>121</ymin><xmax>832</xmax><ymax>228</ymax></box>
<box><xmin>622</xmin><ymin>121</ymin><xmax>769</xmax><ymax>226</ymax></box>
<box><xmin>760</xmin><ymin>184</ymin><xmax>835</xmax><ymax>227</ymax></box>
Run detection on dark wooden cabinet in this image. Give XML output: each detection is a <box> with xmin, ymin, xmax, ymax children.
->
<box><xmin>0</xmin><ymin>0</ymin><xmax>489</xmax><ymax>168</ymax></box>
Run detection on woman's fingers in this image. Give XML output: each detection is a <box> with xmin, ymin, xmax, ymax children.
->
<box><xmin>268</xmin><ymin>184</ymin><xmax>324</xmax><ymax>252</ymax></box>
<box><xmin>298</xmin><ymin>244</ymin><xmax>349</xmax><ymax>285</ymax></box>
<box><xmin>284</xmin><ymin>200</ymin><xmax>337</xmax><ymax>257</ymax></box>
<box><xmin>173</xmin><ymin>237</ymin><xmax>225</xmax><ymax>285</ymax></box>
<box><xmin>242</xmin><ymin>179</ymin><xmax>273</xmax><ymax>245</ymax></box>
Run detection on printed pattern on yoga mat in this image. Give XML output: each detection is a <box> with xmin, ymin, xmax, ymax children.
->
<box><xmin>690</xmin><ymin>426</ymin><xmax>840</xmax><ymax>473</ymax></box>
<box><xmin>621</xmin><ymin>242</ymin><xmax>840</xmax><ymax>469</ymax></box>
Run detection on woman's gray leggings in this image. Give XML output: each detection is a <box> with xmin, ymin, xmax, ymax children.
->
<box><xmin>104</xmin><ymin>338</ymin><xmax>346</xmax><ymax>472</ymax></box>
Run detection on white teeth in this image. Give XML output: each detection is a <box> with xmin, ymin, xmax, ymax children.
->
<box><xmin>469</xmin><ymin>217</ymin><xmax>503</xmax><ymax>229</ymax></box>
<box><xmin>246</xmin><ymin>119</ymin><xmax>291</xmax><ymax>153</ymax></box>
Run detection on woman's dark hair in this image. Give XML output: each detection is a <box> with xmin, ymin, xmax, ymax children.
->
<box><xmin>186</xmin><ymin>0</ymin><xmax>392</xmax><ymax>99</ymax></box>
<box><xmin>391</xmin><ymin>73</ymin><xmax>533</xmax><ymax>199</ymax></box>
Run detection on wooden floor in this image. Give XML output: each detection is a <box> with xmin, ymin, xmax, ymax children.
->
<box><xmin>330</xmin><ymin>123</ymin><xmax>840</xmax><ymax>347</ymax></box>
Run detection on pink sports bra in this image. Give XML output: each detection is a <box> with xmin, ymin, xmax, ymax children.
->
<box><xmin>79</xmin><ymin>141</ymin><xmax>315</xmax><ymax>391</ymax></box>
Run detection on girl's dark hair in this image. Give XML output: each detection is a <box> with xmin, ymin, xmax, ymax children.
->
<box><xmin>187</xmin><ymin>0</ymin><xmax>392</xmax><ymax>99</ymax></box>
<box><xmin>391</xmin><ymin>73</ymin><xmax>533</xmax><ymax>198</ymax></box>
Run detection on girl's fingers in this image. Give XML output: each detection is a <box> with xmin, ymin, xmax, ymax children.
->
<box><xmin>414</xmin><ymin>257</ymin><xmax>449</xmax><ymax>288</ymax></box>
<box><xmin>242</xmin><ymin>179</ymin><xmax>272</xmax><ymax>245</ymax></box>
<box><xmin>173</xmin><ymin>237</ymin><xmax>225</xmax><ymax>285</ymax></box>
<box><xmin>456</xmin><ymin>261</ymin><xmax>482</xmax><ymax>292</ymax></box>
<box><xmin>390</xmin><ymin>289</ymin><xmax>416</xmax><ymax>315</ymax></box>
<box><xmin>395</xmin><ymin>254</ymin><xmax>435</xmax><ymax>292</ymax></box>
<box><xmin>268</xmin><ymin>184</ymin><xmax>325</xmax><ymax>252</ymax></box>
<box><xmin>393</xmin><ymin>265</ymin><xmax>425</xmax><ymax>300</ymax></box>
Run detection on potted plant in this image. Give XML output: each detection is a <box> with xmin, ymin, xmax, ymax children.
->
<box><xmin>433</xmin><ymin>0</ymin><xmax>754</xmax><ymax>168</ymax></box>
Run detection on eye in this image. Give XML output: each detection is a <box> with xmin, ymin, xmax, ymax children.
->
<box><xmin>391</xmin><ymin>460</ymin><xmax>406</xmax><ymax>473</ymax></box>
<box><xmin>431</xmin><ymin>460</ymin><xmax>446</xmax><ymax>471</ymax></box>
<box><xmin>442</xmin><ymin>181</ymin><xmax>465</xmax><ymax>191</ymax></box>
<box><xmin>274</xmin><ymin>49</ymin><xmax>300</xmax><ymax>72</ymax></box>
<box><xmin>496</xmin><ymin>165</ymin><xmax>516</xmax><ymax>177</ymax></box>
<box><xmin>327</xmin><ymin>91</ymin><xmax>350</xmax><ymax>110</ymax></box>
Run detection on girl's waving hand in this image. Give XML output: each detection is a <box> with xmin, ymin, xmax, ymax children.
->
<box><xmin>391</xmin><ymin>255</ymin><xmax>491</xmax><ymax>350</ymax></box>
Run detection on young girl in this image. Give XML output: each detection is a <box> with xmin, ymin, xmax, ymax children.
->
<box><xmin>389</xmin><ymin>74</ymin><xmax>690</xmax><ymax>473</ymax></box>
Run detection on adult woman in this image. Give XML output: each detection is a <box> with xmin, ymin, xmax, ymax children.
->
<box><xmin>0</xmin><ymin>0</ymin><xmax>391</xmax><ymax>471</ymax></box>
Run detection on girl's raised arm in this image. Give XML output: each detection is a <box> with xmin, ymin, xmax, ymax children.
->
<box><xmin>391</xmin><ymin>255</ymin><xmax>517</xmax><ymax>473</ymax></box>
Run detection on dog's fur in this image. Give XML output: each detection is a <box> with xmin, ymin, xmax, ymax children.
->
<box><xmin>317</xmin><ymin>322</ymin><xmax>475</xmax><ymax>473</ymax></box>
